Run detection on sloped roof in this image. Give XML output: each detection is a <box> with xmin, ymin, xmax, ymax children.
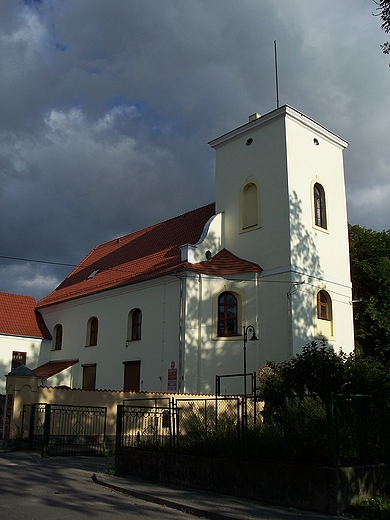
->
<box><xmin>189</xmin><ymin>249</ymin><xmax>262</xmax><ymax>276</ymax></box>
<box><xmin>37</xmin><ymin>203</ymin><xmax>261</xmax><ymax>307</ymax></box>
<box><xmin>33</xmin><ymin>359</ymin><xmax>79</xmax><ymax>378</ymax></box>
<box><xmin>0</xmin><ymin>292</ymin><xmax>51</xmax><ymax>339</ymax></box>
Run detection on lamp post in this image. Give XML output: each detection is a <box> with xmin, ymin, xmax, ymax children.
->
<box><xmin>243</xmin><ymin>325</ymin><xmax>258</xmax><ymax>422</ymax></box>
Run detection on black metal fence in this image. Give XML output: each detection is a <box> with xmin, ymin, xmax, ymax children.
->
<box><xmin>116</xmin><ymin>393</ymin><xmax>390</xmax><ymax>467</ymax></box>
<box><xmin>22</xmin><ymin>403</ymin><xmax>107</xmax><ymax>455</ymax></box>
<box><xmin>117</xmin><ymin>398</ymin><xmax>176</xmax><ymax>452</ymax></box>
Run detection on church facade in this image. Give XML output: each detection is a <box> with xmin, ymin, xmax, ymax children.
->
<box><xmin>33</xmin><ymin>105</ymin><xmax>354</xmax><ymax>394</ymax></box>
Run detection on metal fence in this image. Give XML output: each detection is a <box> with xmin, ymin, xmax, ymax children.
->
<box><xmin>116</xmin><ymin>393</ymin><xmax>390</xmax><ymax>466</ymax></box>
<box><xmin>117</xmin><ymin>398</ymin><xmax>176</xmax><ymax>452</ymax></box>
<box><xmin>116</xmin><ymin>396</ymin><xmax>245</xmax><ymax>457</ymax></box>
<box><xmin>22</xmin><ymin>403</ymin><xmax>107</xmax><ymax>455</ymax></box>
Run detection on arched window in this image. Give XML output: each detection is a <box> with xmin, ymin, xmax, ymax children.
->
<box><xmin>127</xmin><ymin>309</ymin><xmax>142</xmax><ymax>341</ymax></box>
<box><xmin>87</xmin><ymin>317</ymin><xmax>99</xmax><ymax>346</ymax></box>
<box><xmin>218</xmin><ymin>292</ymin><xmax>238</xmax><ymax>336</ymax></box>
<box><xmin>241</xmin><ymin>181</ymin><xmax>260</xmax><ymax>231</ymax></box>
<box><xmin>53</xmin><ymin>324</ymin><xmax>63</xmax><ymax>350</ymax></box>
<box><xmin>317</xmin><ymin>291</ymin><xmax>331</xmax><ymax>321</ymax></box>
<box><xmin>314</xmin><ymin>183</ymin><xmax>327</xmax><ymax>229</ymax></box>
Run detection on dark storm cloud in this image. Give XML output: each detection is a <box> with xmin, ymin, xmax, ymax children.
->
<box><xmin>0</xmin><ymin>0</ymin><xmax>389</xmax><ymax>298</ymax></box>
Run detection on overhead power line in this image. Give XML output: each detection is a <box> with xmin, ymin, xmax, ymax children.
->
<box><xmin>0</xmin><ymin>255</ymin><xmax>78</xmax><ymax>268</ymax></box>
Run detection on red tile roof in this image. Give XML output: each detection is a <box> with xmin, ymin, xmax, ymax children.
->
<box><xmin>0</xmin><ymin>292</ymin><xmax>51</xmax><ymax>339</ymax></box>
<box><xmin>189</xmin><ymin>249</ymin><xmax>262</xmax><ymax>276</ymax></box>
<box><xmin>37</xmin><ymin>204</ymin><xmax>261</xmax><ymax>307</ymax></box>
<box><xmin>33</xmin><ymin>359</ymin><xmax>78</xmax><ymax>378</ymax></box>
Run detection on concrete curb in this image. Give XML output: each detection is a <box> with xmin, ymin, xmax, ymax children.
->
<box><xmin>91</xmin><ymin>473</ymin><xmax>238</xmax><ymax>520</ymax></box>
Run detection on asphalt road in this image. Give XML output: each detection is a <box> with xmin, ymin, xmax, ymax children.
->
<box><xmin>0</xmin><ymin>451</ymin><xmax>190</xmax><ymax>519</ymax></box>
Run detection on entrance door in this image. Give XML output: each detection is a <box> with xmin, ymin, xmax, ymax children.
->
<box><xmin>123</xmin><ymin>361</ymin><xmax>141</xmax><ymax>392</ymax></box>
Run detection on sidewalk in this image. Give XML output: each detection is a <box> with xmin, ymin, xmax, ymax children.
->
<box><xmin>1</xmin><ymin>450</ymin><xmax>345</xmax><ymax>520</ymax></box>
<box><xmin>91</xmin><ymin>464</ymin><xmax>346</xmax><ymax>520</ymax></box>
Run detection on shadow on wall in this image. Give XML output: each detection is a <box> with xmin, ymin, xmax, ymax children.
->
<box><xmin>183</xmin><ymin>228</ymin><xmax>261</xmax><ymax>395</ymax></box>
<box><xmin>182</xmin><ymin>194</ymin><xmax>325</xmax><ymax>392</ymax></box>
<box><xmin>289</xmin><ymin>190</ymin><xmax>322</xmax><ymax>349</ymax></box>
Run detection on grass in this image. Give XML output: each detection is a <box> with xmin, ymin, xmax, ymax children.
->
<box><xmin>347</xmin><ymin>494</ymin><xmax>390</xmax><ymax>519</ymax></box>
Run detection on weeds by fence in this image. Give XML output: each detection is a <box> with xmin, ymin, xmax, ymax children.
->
<box><xmin>116</xmin><ymin>393</ymin><xmax>390</xmax><ymax>467</ymax></box>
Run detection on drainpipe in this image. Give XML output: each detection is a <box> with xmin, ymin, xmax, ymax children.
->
<box><xmin>175</xmin><ymin>271</ymin><xmax>184</xmax><ymax>392</ymax></box>
<box><xmin>197</xmin><ymin>273</ymin><xmax>202</xmax><ymax>393</ymax></box>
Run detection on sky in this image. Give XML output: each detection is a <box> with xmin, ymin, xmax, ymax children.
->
<box><xmin>0</xmin><ymin>0</ymin><xmax>389</xmax><ymax>301</ymax></box>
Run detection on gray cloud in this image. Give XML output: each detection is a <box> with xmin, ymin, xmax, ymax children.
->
<box><xmin>0</xmin><ymin>0</ymin><xmax>389</xmax><ymax>299</ymax></box>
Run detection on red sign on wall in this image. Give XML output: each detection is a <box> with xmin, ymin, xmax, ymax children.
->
<box><xmin>167</xmin><ymin>365</ymin><xmax>177</xmax><ymax>391</ymax></box>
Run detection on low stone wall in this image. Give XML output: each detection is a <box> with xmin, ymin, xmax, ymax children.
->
<box><xmin>3</xmin><ymin>372</ymin><xmax>209</xmax><ymax>441</ymax></box>
<box><xmin>116</xmin><ymin>448</ymin><xmax>390</xmax><ymax>515</ymax></box>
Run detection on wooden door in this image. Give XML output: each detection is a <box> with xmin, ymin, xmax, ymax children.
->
<box><xmin>123</xmin><ymin>361</ymin><xmax>141</xmax><ymax>392</ymax></box>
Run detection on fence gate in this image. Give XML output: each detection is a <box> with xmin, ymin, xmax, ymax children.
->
<box><xmin>23</xmin><ymin>403</ymin><xmax>107</xmax><ymax>455</ymax></box>
<box><xmin>116</xmin><ymin>396</ymin><xmax>243</xmax><ymax>456</ymax></box>
<box><xmin>117</xmin><ymin>399</ymin><xmax>176</xmax><ymax>452</ymax></box>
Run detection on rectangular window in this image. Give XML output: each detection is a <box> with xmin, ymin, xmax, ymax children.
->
<box><xmin>12</xmin><ymin>351</ymin><xmax>26</xmax><ymax>370</ymax></box>
<box><xmin>82</xmin><ymin>364</ymin><xmax>96</xmax><ymax>390</ymax></box>
<box><xmin>123</xmin><ymin>361</ymin><xmax>141</xmax><ymax>392</ymax></box>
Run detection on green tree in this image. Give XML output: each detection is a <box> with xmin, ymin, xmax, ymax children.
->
<box><xmin>349</xmin><ymin>224</ymin><xmax>390</xmax><ymax>358</ymax></box>
<box><xmin>374</xmin><ymin>0</ymin><xmax>390</xmax><ymax>54</ymax></box>
<box><xmin>258</xmin><ymin>340</ymin><xmax>389</xmax><ymax>398</ymax></box>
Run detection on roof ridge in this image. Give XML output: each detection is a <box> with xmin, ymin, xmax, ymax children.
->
<box><xmin>96</xmin><ymin>202</ymin><xmax>215</xmax><ymax>249</ymax></box>
<box><xmin>37</xmin><ymin>203</ymin><xmax>216</xmax><ymax>307</ymax></box>
<box><xmin>0</xmin><ymin>291</ymin><xmax>36</xmax><ymax>300</ymax></box>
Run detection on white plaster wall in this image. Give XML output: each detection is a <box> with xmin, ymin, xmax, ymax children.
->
<box><xmin>214</xmin><ymin>114</ymin><xmax>291</xmax><ymax>270</ymax></box>
<box><xmin>0</xmin><ymin>335</ymin><xmax>51</xmax><ymax>393</ymax></box>
<box><xmin>183</xmin><ymin>274</ymin><xmax>263</xmax><ymax>395</ymax></box>
<box><xmin>211</xmin><ymin>107</ymin><xmax>354</xmax><ymax>359</ymax></box>
<box><xmin>285</xmin><ymin>113</ymin><xmax>351</xmax><ymax>282</ymax></box>
<box><xmin>40</xmin><ymin>275</ymin><xmax>182</xmax><ymax>392</ymax></box>
<box><xmin>284</xmin><ymin>113</ymin><xmax>354</xmax><ymax>354</ymax></box>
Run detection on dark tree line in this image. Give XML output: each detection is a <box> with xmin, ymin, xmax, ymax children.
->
<box><xmin>349</xmin><ymin>224</ymin><xmax>390</xmax><ymax>358</ymax></box>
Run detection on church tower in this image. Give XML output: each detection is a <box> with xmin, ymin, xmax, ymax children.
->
<box><xmin>209</xmin><ymin>105</ymin><xmax>354</xmax><ymax>358</ymax></box>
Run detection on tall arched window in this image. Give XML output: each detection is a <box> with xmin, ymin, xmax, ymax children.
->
<box><xmin>87</xmin><ymin>317</ymin><xmax>99</xmax><ymax>346</ymax></box>
<box><xmin>314</xmin><ymin>183</ymin><xmax>327</xmax><ymax>229</ymax></box>
<box><xmin>241</xmin><ymin>181</ymin><xmax>260</xmax><ymax>231</ymax></box>
<box><xmin>53</xmin><ymin>324</ymin><xmax>63</xmax><ymax>350</ymax></box>
<box><xmin>218</xmin><ymin>292</ymin><xmax>238</xmax><ymax>336</ymax></box>
<box><xmin>317</xmin><ymin>291</ymin><xmax>331</xmax><ymax>321</ymax></box>
<box><xmin>127</xmin><ymin>309</ymin><xmax>142</xmax><ymax>341</ymax></box>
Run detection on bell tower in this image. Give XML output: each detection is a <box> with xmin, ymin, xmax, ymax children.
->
<box><xmin>209</xmin><ymin>105</ymin><xmax>354</xmax><ymax>357</ymax></box>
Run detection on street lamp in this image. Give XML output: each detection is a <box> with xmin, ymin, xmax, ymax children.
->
<box><xmin>243</xmin><ymin>325</ymin><xmax>258</xmax><ymax>399</ymax></box>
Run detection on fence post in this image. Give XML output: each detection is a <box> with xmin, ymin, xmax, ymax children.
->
<box><xmin>27</xmin><ymin>404</ymin><xmax>35</xmax><ymax>451</ymax></box>
<box><xmin>327</xmin><ymin>392</ymin><xmax>339</xmax><ymax>467</ymax></box>
<box><xmin>170</xmin><ymin>398</ymin><xmax>176</xmax><ymax>452</ymax></box>
<box><xmin>115</xmin><ymin>405</ymin><xmax>123</xmax><ymax>473</ymax></box>
<box><xmin>334</xmin><ymin>393</ymin><xmax>340</xmax><ymax>466</ymax></box>
<box><xmin>42</xmin><ymin>404</ymin><xmax>51</xmax><ymax>457</ymax></box>
<box><xmin>241</xmin><ymin>396</ymin><xmax>248</xmax><ymax>459</ymax></box>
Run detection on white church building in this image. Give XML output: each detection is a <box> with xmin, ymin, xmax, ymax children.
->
<box><xmin>15</xmin><ymin>105</ymin><xmax>354</xmax><ymax>395</ymax></box>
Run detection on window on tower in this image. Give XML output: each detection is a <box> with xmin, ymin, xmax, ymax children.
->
<box><xmin>240</xmin><ymin>180</ymin><xmax>261</xmax><ymax>232</ymax></box>
<box><xmin>313</xmin><ymin>183</ymin><xmax>327</xmax><ymax>229</ymax></box>
<box><xmin>315</xmin><ymin>290</ymin><xmax>334</xmax><ymax>339</ymax></box>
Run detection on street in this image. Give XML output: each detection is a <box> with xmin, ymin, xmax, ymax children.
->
<box><xmin>0</xmin><ymin>451</ymin><xmax>190</xmax><ymax>519</ymax></box>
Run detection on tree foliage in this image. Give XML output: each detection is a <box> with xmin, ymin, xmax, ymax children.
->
<box><xmin>374</xmin><ymin>0</ymin><xmax>390</xmax><ymax>54</ymax></box>
<box><xmin>349</xmin><ymin>224</ymin><xmax>390</xmax><ymax>358</ymax></box>
<box><xmin>258</xmin><ymin>340</ymin><xmax>390</xmax><ymax>398</ymax></box>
